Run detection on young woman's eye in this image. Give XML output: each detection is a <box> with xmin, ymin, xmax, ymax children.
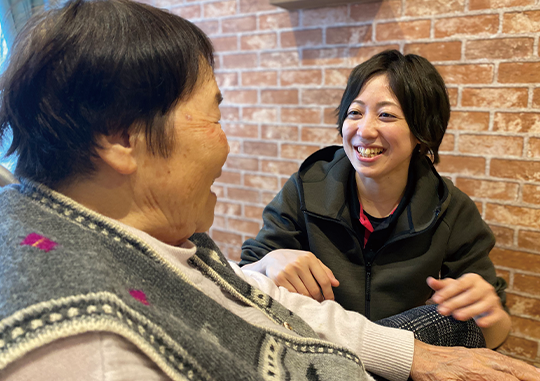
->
<box><xmin>347</xmin><ymin>110</ymin><xmax>362</xmax><ymax>118</ymax></box>
<box><xmin>380</xmin><ymin>112</ymin><xmax>395</xmax><ymax>119</ymax></box>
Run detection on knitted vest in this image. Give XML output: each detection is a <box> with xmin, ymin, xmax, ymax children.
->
<box><xmin>0</xmin><ymin>182</ymin><xmax>370</xmax><ymax>381</ymax></box>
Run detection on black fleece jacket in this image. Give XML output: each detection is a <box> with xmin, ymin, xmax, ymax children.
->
<box><xmin>240</xmin><ymin>146</ymin><xmax>506</xmax><ymax>321</ymax></box>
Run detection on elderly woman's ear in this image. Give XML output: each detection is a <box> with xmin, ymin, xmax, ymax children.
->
<box><xmin>94</xmin><ymin>132</ymin><xmax>138</xmax><ymax>176</ymax></box>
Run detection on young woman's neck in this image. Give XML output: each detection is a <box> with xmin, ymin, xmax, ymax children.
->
<box><xmin>355</xmin><ymin>171</ymin><xmax>408</xmax><ymax>218</ymax></box>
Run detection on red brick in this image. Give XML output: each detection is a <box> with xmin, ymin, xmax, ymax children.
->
<box><xmin>204</xmin><ymin>1</ymin><xmax>236</xmax><ymax>18</ymax></box>
<box><xmin>242</xmin><ymin>107</ymin><xmax>278</xmax><ymax>123</ymax></box>
<box><xmin>490</xmin><ymin>159</ymin><xmax>540</xmax><ymax>181</ymax></box>
<box><xmin>153</xmin><ymin>0</ymin><xmax>173</xmax><ymax>7</ymax></box>
<box><xmin>404</xmin><ymin>42</ymin><xmax>462</xmax><ymax>61</ymax></box>
<box><xmin>474</xmin><ymin>201</ymin><xmax>483</xmax><ymax>214</ymax></box>
<box><xmin>514</xmin><ymin>274</ymin><xmax>540</xmax><ymax>297</ymax></box>
<box><xmin>503</xmin><ymin>10</ymin><xmax>540</xmax><ymax>33</ymax></box>
<box><xmin>499</xmin><ymin>62</ymin><xmax>540</xmax><ymax>84</ymax></box>
<box><xmin>222</xmin><ymin>89</ymin><xmax>257</xmax><ymax>104</ymax></box>
<box><xmin>281</xmin><ymin>30</ymin><xmax>323</xmax><ymax>48</ymax></box>
<box><xmin>455</xmin><ymin>178</ymin><xmax>519</xmax><ymax>201</ymax></box>
<box><xmin>281</xmin><ymin>108</ymin><xmax>322</xmax><ymax>124</ymax></box>
<box><xmin>494</xmin><ymin>113</ymin><xmax>540</xmax><ymax>133</ymax></box>
<box><xmin>245</xmin><ymin>174</ymin><xmax>279</xmax><ymax>191</ymax></box>
<box><xmin>301</xmin><ymin>89</ymin><xmax>343</xmax><ymax>106</ymax></box>
<box><xmin>466</xmin><ymin>38</ymin><xmax>534</xmax><ymax>59</ymax></box>
<box><xmin>510</xmin><ymin>316</ymin><xmax>540</xmax><ymax>340</ymax></box>
<box><xmin>499</xmin><ymin>335</ymin><xmax>539</xmax><ymax>360</ymax></box>
<box><xmin>301</xmin><ymin>127</ymin><xmax>341</xmax><ymax>144</ymax></box>
<box><xmin>281</xmin><ymin>69</ymin><xmax>322</xmax><ymax>87</ymax></box>
<box><xmin>324</xmin><ymin>107</ymin><xmax>339</xmax><ymax>125</ymax></box>
<box><xmin>222</xmin><ymin>53</ymin><xmax>258</xmax><ymax>69</ymax></box>
<box><xmin>489</xmin><ymin>224</ymin><xmax>514</xmax><ymax>247</ymax></box>
<box><xmin>327</xmin><ymin>26</ymin><xmax>372</xmax><ymax>45</ymax></box>
<box><xmin>458</xmin><ymin>134</ymin><xmax>523</xmax><ymax>157</ymax></box>
<box><xmin>434</xmin><ymin>15</ymin><xmax>498</xmax><ymax>38</ymax></box>
<box><xmin>223</xmin><ymin>123</ymin><xmax>258</xmax><ymax>138</ymax></box>
<box><xmin>281</xmin><ymin>144</ymin><xmax>320</xmax><ymax>160</ymax></box>
<box><xmin>215</xmin><ymin>170</ymin><xmax>241</xmax><ymax>185</ymax></box>
<box><xmin>435</xmin><ymin>64</ymin><xmax>494</xmax><ymax>84</ymax></box>
<box><xmin>470</xmin><ymin>0</ymin><xmax>533</xmax><ymax>10</ymax></box>
<box><xmin>439</xmin><ymin>133</ymin><xmax>455</xmax><ymax>152</ymax></box>
<box><xmin>302</xmin><ymin>5</ymin><xmax>350</xmax><ymax>27</ymax></box>
<box><xmin>211</xmin><ymin>229</ymin><xmax>243</xmax><ymax>246</ymax></box>
<box><xmin>349</xmin><ymin>45</ymin><xmax>401</xmax><ymax>66</ymax></box>
<box><xmin>462</xmin><ymin>88</ymin><xmax>528</xmax><ymax>108</ymax></box>
<box><xmin>222</xmin><ymin>16</ymin><xmax>256</xmax><ymax>33</ymax></box>
<box><xmin>261</xmin><ymin>159</ymin><xmax>300</xmax><ymax>176</ymax></box>
<box><xmin>223</xmin><ymin>246</ymin><xmax>241</xmax><ymax>262</ymax></box>
<box><xmin>227</xmin><ymin>187</ymin><xmax>260</xmax><ymax>203</ymax></box>
<box><xmin>527</xmin><ymin>138</ymin><xmax>540</xmax><ymax>159</ymax></box>
<box><xmin>241</xmin><ymin>33</ymin><xmax>277</xmax><ymax>51</ymax></box>
<box><xmin>211</xmin><ymin>215</ymin><xmax>226</xmax><ymax>229</ymax></box>
<box><xmin>242</xmin><ymin>71</ymin><xmax>277</xmax><ymax>87</ymax></box>
<box><xmin>486</xmin><ymin>203</ymin><xmax>540</xmax><ymax>229</ymax></box>
<box><xmin>448</xmin><ymin>111</ymin><xmax>489</xmax><ymax>131</ymax></box>
<box><xmin>523</xmin><ymin>184</ymin><xmax>540</xmax><ymax>204</ymax></box>
<box><xmin>260</xmin><ymin>51</ymin><xmax>300</xmax><ymax>68</ymax></box>
<box><xmin>215</xmin><ymin>201</ymin><xmax>242</xmax><ymax>216</ymax></box>
<box><xmin>239</xmin><ymin>0</ymin><xmax>276</xmax><ymax>13</ymax></box>
<box><xmin>228</xmin><ymin>218</ymin><xmax>261</xmax><ymax>236</ymax></box>
<box><xmin>170</xmin><ymin>4</ymin><xmax>201</xmax><ymax>19</ymax></box>
<box><xmin>212</xmin><ymin>36</ymin><xmax>238</xmax><ymax>52</ymax></box>
<box><xmin>261</xmin><ymin>125</ymin><xmax>298</xmax><ymax>141</ymax></box>
<box><xmin>376</xmin><ymin>20</ymin><xmax>431</xmax><ymax>42</ymax></box>
<box><xmin>244</xmin><ymin>205</ymin><xmax>264</xmax><ymax>219</ymax></box>
<box><xmin>228</xmin><ymin>140</ymin><xmax>241</xmax><ymax>154</ymax></box>
<box><xmin>243</xmin><ymin>141</ymin><xmax>278</xmax><ymax>157</ymax></box>
<box><xmin>193</xmin><ymin>20</ymin><xmax>219</xmax><ymax>36</ymax></box>
<box><xmin>220</xmin><ymin>106</ymin><xmax>240</xmax><ymax>122</ymax></box>
<box><xmin>259</xmin><ymin>11</ymin><xmax>299</xmax><ymax>30</ymax></box>
<box><xmin>490</xmin><ymin>247</ymin><xmax>540</xmax><ymax>272</ymax></box>
<box><xmin>447</xmin><ymin>88</ymin><xmax>458</xmax><ymax>107</ymax></box>
<box><xmin>508</xmin><ymin>293</ymin><xmax>540</xmax><ymax>318</ymax></box>
<box><xmin>302</xmin><ymin>48</ymin><xmax>348</xmax><ymax>67</ymax></box>
<box><xmin>534</xmin><ymin>89</ymin><xmax>540</xmax><ymax>109</ymax></box>
<box><xmin>518</xmin><ymin>230</ymin><xmax>540</xmax><ymax>253</ymax></box>
<box><xmin>350</xmin><ymin>1</ymin><xmax>402</xmax><ymax>21</ymax></box>
<box><xmin>436</xmin><ymin>155</ymin><xmax>486</xmax><ymax>176</ymax></box>
<box><xmin>261</xmin><ymin>89</ymin><xmax>298</xmax><ymax>105</ymax></box>
<box><xmin>324</xmin><ymin>68</ymin><xmax>351</xmax><ymax>86</ymax></box>
<box><xmin>225</xmin><ymin>156</ymin><xmax>259</xmax><ymax>170</ymax></box>
<box><xmin>215</xmin><ymin>72</ymin><xmax>238</xmax><ymax>88</ymax></box>
<box><xmin>404</xmin><ymin>0</ymin><xmax>465</xmax><ymax>16</ymax></box>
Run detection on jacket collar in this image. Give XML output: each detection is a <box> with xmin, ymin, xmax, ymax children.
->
<box><xmin>297</xmin><ymin>146</ymin><xmax>450</xmax><ymax>235</ymax></box>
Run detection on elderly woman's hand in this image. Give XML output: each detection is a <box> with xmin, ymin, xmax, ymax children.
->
<box><xmin>427</xmin><ymin>273</ymin><xmax>511</xmax><ymax>348</ymax></box>
<box><xmin>242</xmin><ymin>249</ymin><xmax>339</xmax><ymax>302</ymax></box>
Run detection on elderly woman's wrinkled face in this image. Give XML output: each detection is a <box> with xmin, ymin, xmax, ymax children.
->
<box><xmin>131</xmin><ymin>71</ymin><xmax>229</xmax><ymax>244</ymax></box>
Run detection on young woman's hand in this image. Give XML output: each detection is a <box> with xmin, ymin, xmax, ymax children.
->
<box><xmin>427</xmin><ymin>273</ymin><xmax>511</xmax><ymax>348</ymax></box>
<box><xmin>242</xmin><ymin>249</ymin><xmax>339</xmax><ymax>302</ymax></box>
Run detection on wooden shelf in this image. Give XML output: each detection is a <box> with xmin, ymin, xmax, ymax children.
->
<box><xmin>270</xmin><ymin>0</ymin><xmax>376</xmax><ymax>11</ymax></box>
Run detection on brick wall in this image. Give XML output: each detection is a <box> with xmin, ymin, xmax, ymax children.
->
<box><xmin>151</xmin><ymin>0</ymin><xmax>540</xmax><ymax>365</ymax></box>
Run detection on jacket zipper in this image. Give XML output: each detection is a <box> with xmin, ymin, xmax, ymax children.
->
<box><xmin>365</xmin><ymin>261</ymin><xmax>372</xmax><ymax>319</ymax></box>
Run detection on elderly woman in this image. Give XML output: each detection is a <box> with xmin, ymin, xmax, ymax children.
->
<box><xmin>0</xmin><ymin>1</ymin><xmax>537</xmax><ymax>380</ymax></box>
<box><xmin>240</xmin><ymin>50</ymin><xmax>510</xmax><ymax>349</ymax></box>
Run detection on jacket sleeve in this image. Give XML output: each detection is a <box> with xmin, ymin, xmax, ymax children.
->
<box><xmin>441</xmin><ymin>184</ymin><xmax>507</xmax><ymax>307</ymax></box>
<box><xmin>239</xmin><ymin>173</ymin><xmax>308</xmax><ymax>266</ymax></box>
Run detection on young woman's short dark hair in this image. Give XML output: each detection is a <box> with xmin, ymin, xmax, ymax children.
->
<box><xmin>0</xmin><ymin>0</ymin><xmax>214</xmax><ymax>187</ymax></box>
<box><xmin>336</xmin><ymin>50</ymin><xmax>450</xmax><ymax>164</ymax></box>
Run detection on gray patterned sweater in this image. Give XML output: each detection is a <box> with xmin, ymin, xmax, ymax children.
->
<box><xmin>0</xmin><ymin>182</ymin><xmax>371</xmax><ymax>381</ymax></box>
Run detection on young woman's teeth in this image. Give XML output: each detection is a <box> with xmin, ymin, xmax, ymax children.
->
<box><xmin>357</xmin><ymin>147</ymin><xmax>383</xmax><ymax>158</ymax></box>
